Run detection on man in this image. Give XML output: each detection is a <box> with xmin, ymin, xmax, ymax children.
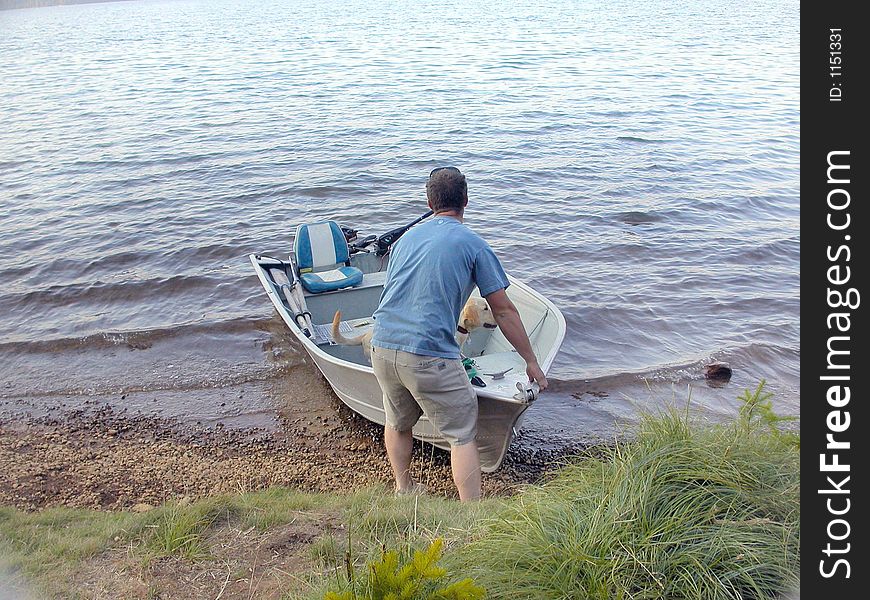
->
<box><xmin>370</xmin><ymin>166</ymin><xmax>548</xmax><ymax>501</ymax></box>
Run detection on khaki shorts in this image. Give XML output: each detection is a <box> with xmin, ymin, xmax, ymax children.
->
<box><xmin>371</xmin><ymin>345</ymin><xmax>477</xmax><ymax>446</ymax></box>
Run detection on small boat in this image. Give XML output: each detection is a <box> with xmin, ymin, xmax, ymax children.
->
<box><xmin>250</xmin><ymin>214</ymin><xmax>565</xmax><ymax>471</ymax></box>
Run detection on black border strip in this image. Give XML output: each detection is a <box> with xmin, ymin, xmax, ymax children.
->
<box><xmin>802</xmin><ymin>0</ymin><xmax>867</xmax><ymax>595</ymax></box>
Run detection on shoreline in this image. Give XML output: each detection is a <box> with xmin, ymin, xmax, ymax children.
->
<box><xmin>0</xmin><ymin>395</ymin><xmax>800</xmax><ymax>600</ymax></box>
<box><xmin>0</xmin><ymin>402</ymin><xmax>580</xmax><ymax>512</ymax></box>
<box><xmin>1</xmin><ymin>363</ymin><xmax>800</xmax><ymax>512</ymax></box>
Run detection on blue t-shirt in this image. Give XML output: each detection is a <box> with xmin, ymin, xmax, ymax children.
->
<box><xmin>371</xmin><ymin>216</ymin><xmax>510</xmax><ymax>359</ymax></box>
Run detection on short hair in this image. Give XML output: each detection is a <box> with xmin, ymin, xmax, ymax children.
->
<box><xmin>426</xmin><ymin>168</ymin><xmax>467</xmax><ymax>213</ymax></box>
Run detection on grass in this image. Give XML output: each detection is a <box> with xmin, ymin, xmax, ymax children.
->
<box><xmin>300</xmin><ymin>489</ymin><xmax>499</xmax><ymax>598</ymax></box>
<box><xmin>0</xmin><ymin>487</ymin><xmax>481</xmax><ymax>598</ymax></box>
<box><xmin>139</xmin><ymin>500</ymin><xmax>223</xmax><ymax>560</ymax></box>
<box><xmin>0</xmin><ymin>489</ymin><xmax>348</xmax><ymax>597</ymax></box>
<box><xmin>236</xmin><ymin>487</ymin><xmax>330</xmax><ymax>531</ymax></box>
<box><xmin>0</xmin><ymin>383</ymin><xmax>799</xmax><ymax>600</ymax></box>
<box><xmin>455</xmin><ymin>384</ymin><xmax>800</xmax><ymax>599</ymax></box>
<box><xmin>0</xmin><ymin>505</ymin><xmax>141</xmax><ymax>594</ymax></box>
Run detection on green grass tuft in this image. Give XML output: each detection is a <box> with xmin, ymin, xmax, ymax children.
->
<box><xmin>236</xmin><ymin>487</ymin><xmax>331</xmax><ymax>531</ymax></box>
<box><xmin>457</xmin><ymin>383</ymin><xmax>800</xmax><ymax>599</ymax></box>
<box><xmin>139</xmin><ymin>500</ymin><xmax>224</xmax><ymax>560</ymax></box>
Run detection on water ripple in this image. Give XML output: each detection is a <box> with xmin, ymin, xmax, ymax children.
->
<box><xmin>0</xmin><ymin>0</ymin><xmax>799</xmax><ymax>411</ymax></box>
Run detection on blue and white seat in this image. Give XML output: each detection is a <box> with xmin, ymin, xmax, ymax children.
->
<box><xmin>293</xmin><ymin>220</ymin><xmax>364</xmax><ymax>293</ymax></box>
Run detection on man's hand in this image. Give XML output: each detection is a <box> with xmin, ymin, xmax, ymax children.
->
<box><xmin>526</xmin><ymin>361</ymin><xmax>548</xmax><ymax>391</ymax></box>
<box><xmin>485</xmin><ymin>288</ymin><xmax>548</xmax><ymax>393</ymax></box>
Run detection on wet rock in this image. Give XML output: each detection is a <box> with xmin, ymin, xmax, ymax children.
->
<box><xmin>704</xmin><ymin>362</ymin><xmax>732</xmax><ymax>382</ymax></box>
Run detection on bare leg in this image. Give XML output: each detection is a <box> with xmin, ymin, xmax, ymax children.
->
<box><xmin>450</xmin><ymin>442</ymin><xmax>481</xmax><ymax>501</ymax></box>
<box><xmin>384</xmin><ymin>426</ymin><xmax>414</xmax><ymax>491</ymax></box>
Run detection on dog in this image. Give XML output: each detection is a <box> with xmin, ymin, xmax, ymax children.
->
<box><xmin>455</xmin><ymin>297</ymin><xmax>498</xmax><ymax>349</ymax></box>
<box><xmin>331</xmin><ymin>297</ymin><xmax>497</xmax><ymax>363</ymax></box>
<box><xmin>331</xmin><ymin>311</ymin><xmax>376</xmax><ymax>362</ymax></box>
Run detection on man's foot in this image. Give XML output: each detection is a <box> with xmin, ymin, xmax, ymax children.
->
<box><xmin>395</xmin><ymin>482</ymin><xmax>427</xmax><ymax>497</ymax></box>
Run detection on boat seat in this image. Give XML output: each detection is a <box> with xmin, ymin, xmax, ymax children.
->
<box><xmin>294</xmin><ymin>221</ymin><xmax>364</xmax><ymax>293</ymax></box>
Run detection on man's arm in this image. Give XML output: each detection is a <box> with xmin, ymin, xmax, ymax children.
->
<box><xmin>484</xmin><ymin>288</ymin><xmax>548</xmax><ymax>390</ymax></box>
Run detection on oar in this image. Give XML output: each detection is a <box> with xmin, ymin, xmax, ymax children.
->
<box><xmin>269</xmin><ymin>267</ymin><xmax>314</xmax><ymax>340</ymax></box>
<box><xmin>287</xmin><ymin>258</ymin><xmax>316</xmax><ymax>341</ymax></box>
<box><xmin>375</xmin><ymin>210</ymin><xmax>433</xmax><ymax>255</ymax></box>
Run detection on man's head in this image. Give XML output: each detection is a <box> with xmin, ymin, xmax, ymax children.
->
<box><xmin>426</xmin><ymin>167</ymin><xmax>468</xmax><ymax>214</ymax></box>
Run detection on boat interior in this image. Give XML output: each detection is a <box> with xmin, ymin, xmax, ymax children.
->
<box><xmin>273</xmin><ymin>250</ymin><xmax>388</xmax><ymax>364</ymax></box>
<box><xmin>259</xmin><ymin>255</ymin><xmax>559</xmax><ymax>394</ymax></box>
<box><xmin>255</xmin><ymin>218</ymin><xmax>562</xmax><ymax>399</ymax></box>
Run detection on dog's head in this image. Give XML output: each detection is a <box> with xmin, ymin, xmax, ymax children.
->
<box><xmin>460</xmin><ymin>297</ymin><xmax>498</xmax><ymax>333</ymax></box>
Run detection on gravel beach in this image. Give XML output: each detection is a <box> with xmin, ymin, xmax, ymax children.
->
<box><xmin>0</xmin><ymin>398</ymin><xmax>569</xmax><ymax>511</ymax></box>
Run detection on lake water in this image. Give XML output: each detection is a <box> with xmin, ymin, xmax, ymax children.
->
<box><xmin>0</xmin><ymin>0</ymin><xmax>799</xmax><ymax>443</ymax></box>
